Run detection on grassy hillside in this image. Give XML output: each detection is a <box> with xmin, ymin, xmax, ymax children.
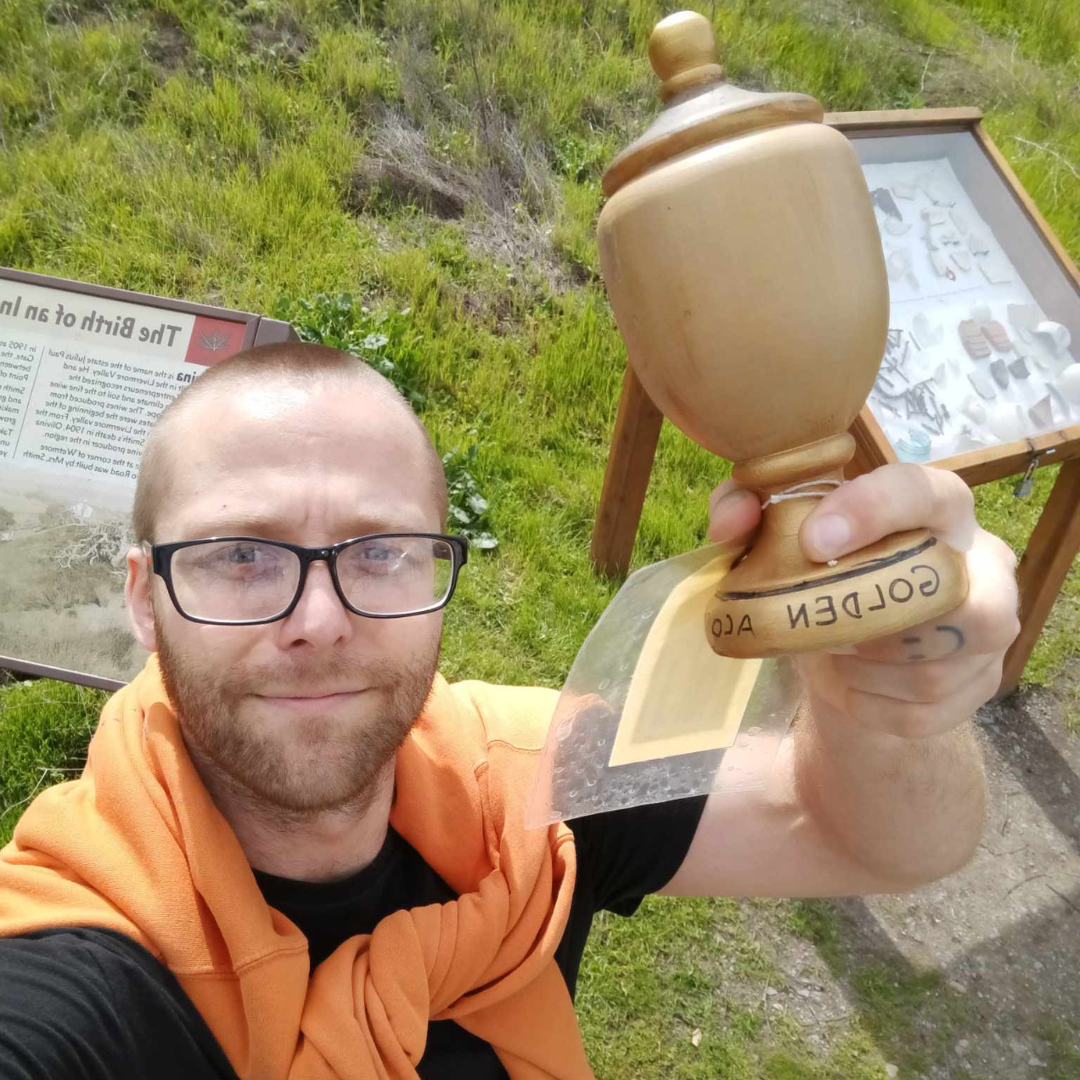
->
<box><xmin>2</xmin><ymin>1</ymin><xmax>1079</xmax><ymax>1076</ymax></box>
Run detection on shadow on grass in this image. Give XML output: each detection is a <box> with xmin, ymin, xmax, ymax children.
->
<box><xmin>791</xmin><ymin>689</ymin><xmax>1080</xmax><ymax>1078</ymax></box>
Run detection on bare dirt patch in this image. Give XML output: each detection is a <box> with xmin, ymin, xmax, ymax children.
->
<box><xmin>730</xmin><ymin>682</ymin><xmax>1080</xmax><ymax>1077</ymax></box>
<box><xmin>350</xmin><ymin>114</ymin><xmax>473</xmax><ymax>220</ymax></box>
<box><xmin>349</xmin><ymin>105</ymin><xmax>574</xmax><ymax>324</ymax></box>
<box><xmin>145</xmin><ymin>12</ymin><xmax>190</xmax><ymax>74</ymax></box>
<box><xmin>42</xmin><ymin>0</ymin><xmax>115</xmax><ymax>26</ymax></box>
<box><xmin>245</xmin><ymin>13</ymin><xmax>309</xmax><ymax>66</ymax></box>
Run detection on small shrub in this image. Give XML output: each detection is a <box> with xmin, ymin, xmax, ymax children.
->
<box><xmin>551</xmin><ymin>134</ymin><xmax>607</xmax><ymax>183</ymax></box>
<box><xmin>273</xmin><ymin>291</ymin><xmax>428</xmax><ymax>409</ymax></box>
<box><xmin>441</xmin><ymin>443</ymin><xmax>498</xmax><ymax>550</ymax></box>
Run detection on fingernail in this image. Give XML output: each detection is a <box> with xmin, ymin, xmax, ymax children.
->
<box><xmin>709</xmin><ymin>484</ymin><xmax>740</xmax><ymax>515</ymax></box>
<box><xmin>710</xmin><ymin>490</ymin><xmax>754</xmax><ymax>541</ymax></box>
<box><xmin>715</xmin><ymin>489</ymin><xmax>749</xmax><ymax>513</ymax></box>
<box><xmin>808</xmin><ymin>514</ymin><xmax>851</xmax><ymax>559</ymax></box>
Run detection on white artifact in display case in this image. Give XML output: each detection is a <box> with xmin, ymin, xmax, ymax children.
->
<box><xmin>861</xmin><ymin>155</ymin><xmax>1079</xmax><ymax>460</ymax></box>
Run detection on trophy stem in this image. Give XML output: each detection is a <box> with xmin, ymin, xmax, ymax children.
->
<box><xmin>706</xmin><ymin>435</ymin><xmax>968</xmax><ymax>658</ymax></box>
<box><xmin>733</xmin><ymin>432</ymin><xmax>856</xmax><ymax>492</ymax></box>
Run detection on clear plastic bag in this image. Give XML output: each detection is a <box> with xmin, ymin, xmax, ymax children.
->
<box><xmin>525</xmin><ymin>544</ymin><xmax>803</xmax><ymax>828</ymax></box>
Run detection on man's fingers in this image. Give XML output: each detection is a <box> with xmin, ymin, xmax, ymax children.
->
<box><xmin>838</xmin><ymin>655</ymin><xmax>1003</xmax><ymax>739</ymax></box>
<box><xmin>842</xmin><ymin>607</ymin><xmax>1018</xmax><ymax>663</ymax></box>
<box><xmin>709</xmin><ymin>479</ymin><xmax>739</xmax><ymax>518</ymax></box>
<box><xmin>830</xmin><ymin>528</ymin><xmax>1019</xmax><ymax>662</ymax></box>
<box><xmin>708</xmin><ymin>480</ymin><xmax>761</xmax><ymax>544</ymax></box>
<box><xmin>827</xmin><ymin>650</ymin><xmax>998</xmax><ymax>704</ymax></box>
<box><xmin>804</xmin><ymin>652</ymin><xmax>1003</xmax><ymax>739</ymax></box>
<box><xmin>800</xmin><ymin>464</ymin><xmax>977</xmax><ymax>563</ymax></box>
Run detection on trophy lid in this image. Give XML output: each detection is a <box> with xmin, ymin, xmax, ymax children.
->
<box><xmin>602</xmin><ymin>11</ymin><xmax>824</xmax><ymax>197</ymax></box>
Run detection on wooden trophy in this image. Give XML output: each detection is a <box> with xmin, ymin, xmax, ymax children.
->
<box><xmin>597</xmin><ymin>11</ymin><xmax>968</xmax><ymax>660</ymax></box>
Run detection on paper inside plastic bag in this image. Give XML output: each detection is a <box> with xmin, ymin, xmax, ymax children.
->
<box><xmin>525</xmin><ymin>544</ymin><xmax>802</xmax><ymax>829</ymax></box>
<box><xmin>608</xmin><ymin>547</ymin><xmax>762</xmax><ymax>766</ymax></box>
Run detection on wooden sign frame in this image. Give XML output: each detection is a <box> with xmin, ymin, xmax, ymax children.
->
<box><xmin>0</xmin><ymin>267</ymin><xmax>296</xmax><ymax>690</ymax></box>
<box><xmin>590</xmin><ymin>108</ymin><xmax>1080</xmax><ymax>696</ymax></box>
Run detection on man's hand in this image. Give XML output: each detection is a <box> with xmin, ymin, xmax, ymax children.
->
<box><xmin>707</xmin><ymin>463</ymin><xmax>1020</xmax><ymax>734</ymax></box>
<box><xmin>660</xmin><ymin>463</ymin><xmax>1019</xmax><ymax>899</ymax></box>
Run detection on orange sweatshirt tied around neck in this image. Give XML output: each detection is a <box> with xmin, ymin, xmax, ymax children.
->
<box><xmin>0</xmin><ymin>655</ymin><xmax>594</xmax><ymax>1080</ymax></box>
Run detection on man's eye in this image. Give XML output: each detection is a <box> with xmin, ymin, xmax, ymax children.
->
<box><xmin>352</xmin><ymin>544</ymin><xmax>410</xmax><ymax>573</ymax></box>
<box><xmin>209</xmin><ymin>544</ymin><xmax>281</xmax><ymax>574</ymax></box>
<box><xmin>227</xmin><ymin>545</ymin><xmax>260</xmax><ymax>564</ymax></box>
<box><xmin>221</xmin><ymin>548</ymin><xmax>257</xmax><ymax>565</ymax></box>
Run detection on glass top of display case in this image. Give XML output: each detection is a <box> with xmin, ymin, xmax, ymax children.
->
<box><xmin>847</xmin><ymin>128</ymin><xmax>1080</xmax><ymax>464</ymax></box>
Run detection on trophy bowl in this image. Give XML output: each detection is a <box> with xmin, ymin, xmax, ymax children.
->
<box><xmin>597</xmin><ymin>11</ymin><xmax>968</xmax><ymax>658</ymax></box>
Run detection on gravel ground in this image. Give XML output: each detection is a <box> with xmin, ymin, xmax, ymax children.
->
<box><xmin>738</xmin><ymin>681</ymin><xmax>1080</xmax><ymax>1078</ymax></box>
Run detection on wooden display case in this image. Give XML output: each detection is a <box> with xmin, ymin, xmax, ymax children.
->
<box><xmin>591</xmin><ymin>108</ymin><xmax>1080</xmax><ymax>696</ymax></box>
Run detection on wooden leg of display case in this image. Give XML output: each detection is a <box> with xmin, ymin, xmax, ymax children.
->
<box><xmin>591</xmin><ymin>366</ymin><xmax>664</xmax><ymax>578</ymax></box>
<box><xmin>846</xmin><ymin>406</ymin><xmax>899</xmax><ymax>479</ymax></box>
<box><xmin>998</xmin><ymin>458</ymin><xmax>1080</xmax><ymax>697</ymax></box>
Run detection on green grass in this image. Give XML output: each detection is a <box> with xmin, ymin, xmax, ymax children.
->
<box><xmin>577</xmin><ymin>897</ymin><xmax>896</xmax><ymax>1080</ymax></box>
<box><xmin>0</xmin><ymin>679</ymin><xmax>102</xmax><ymax>847</ymax></box>
<box><xmin>576</xmin><ymin>894</ymin><xmax>988</xmax><ymax>1079</ymax></box>
<box><xmin>786</xmin><ymin>900</ymin><xmax>971</xmax><ymax>1075</ymax></box>
<box><xmin>1039</xmin><ymin>1019</ymin><xmax>1080</xmax><ymax>1080</ymax></box>
<box><xmin>2</xmin><ymin>0</ymin><xmax>1080</xmax><ymax>1075</ymax></box>
<box><xmin>865</xmin><ymin>0</ymin><xmax>968</xmax><ymax>50</ymax></box>
<box><xmin>946</xmin><ymin>0</ymin><xmax>1080</xmax><ymax>67</ymax></box>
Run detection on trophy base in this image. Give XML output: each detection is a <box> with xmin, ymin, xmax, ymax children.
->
<box><xmin>705</xmin><ymin>527</ymin><xmax>968</xmax><ymax>659</ymax></box>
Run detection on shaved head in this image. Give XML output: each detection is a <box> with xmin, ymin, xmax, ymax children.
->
<box><xmin>125</xmin><ymin>340</ymin><xmax>450</xmax><ymax>824</ymax></box>
<box><xmin>132</xmin><ymin>342</ymin><xmax>447</xmax><ymax>544</ymax></box>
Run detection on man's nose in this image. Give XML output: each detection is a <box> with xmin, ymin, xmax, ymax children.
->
<box><xmin>279</xmin><ymin>559</ymin><xmax>354</xmax><ymax>644</ymax></box>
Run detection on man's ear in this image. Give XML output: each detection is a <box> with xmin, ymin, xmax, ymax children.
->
<box><xmin>125</xmin><ymin>545</ymin><xmax>158</xmax><ymax>653</ymax></box>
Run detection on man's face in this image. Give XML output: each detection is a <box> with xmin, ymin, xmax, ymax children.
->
<box><xmin>131</xmin><ymin>379</ymin><xmax>443</xmax><ymax>817</ymax></box>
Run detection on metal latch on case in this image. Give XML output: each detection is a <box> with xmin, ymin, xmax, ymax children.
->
<box><xmin>1014</xmin><ymin>453</ymin><xmax>1042</xmax><ymax>498</ymax></box>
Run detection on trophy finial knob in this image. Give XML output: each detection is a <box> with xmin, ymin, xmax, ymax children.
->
<box><xmin>648</xmin><ymin>11</ymin><xmax>724</xmax><ymax>101</ymax></box>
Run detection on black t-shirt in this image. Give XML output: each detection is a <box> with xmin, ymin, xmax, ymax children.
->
<box><xmin>0</xmin><ymin>795</ymin><xmax>706</xmax><ymax>1080</ymax></box>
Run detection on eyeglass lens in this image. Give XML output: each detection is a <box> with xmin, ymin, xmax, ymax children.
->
<box><xmin>169</xmin><ymin>537</ymin><xmax>454</xmax><ymax>621</ymax></box>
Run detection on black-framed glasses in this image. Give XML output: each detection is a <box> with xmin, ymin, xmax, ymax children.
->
<box><xmin>145</xmin><ymin>533</ymin><xmax>469</xmax><ymax>625</ymax></box>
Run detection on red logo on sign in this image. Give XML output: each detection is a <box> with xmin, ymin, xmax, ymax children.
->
<box><xmin>184</xmin><ymin>316</ymin><xmax>248</xmax><ymax>366</ymax></box>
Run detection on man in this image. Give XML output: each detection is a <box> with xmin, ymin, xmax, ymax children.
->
<box><xmin>0</xmin><ymin>342</ymin><xmax>1018</xmax><ymax>1079</ymax></box>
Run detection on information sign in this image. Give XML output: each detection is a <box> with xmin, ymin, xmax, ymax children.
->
<box><xmin>0</xmin><ymin>268</ymin><xmax>295</xmax><ymax>688</ymax></box>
